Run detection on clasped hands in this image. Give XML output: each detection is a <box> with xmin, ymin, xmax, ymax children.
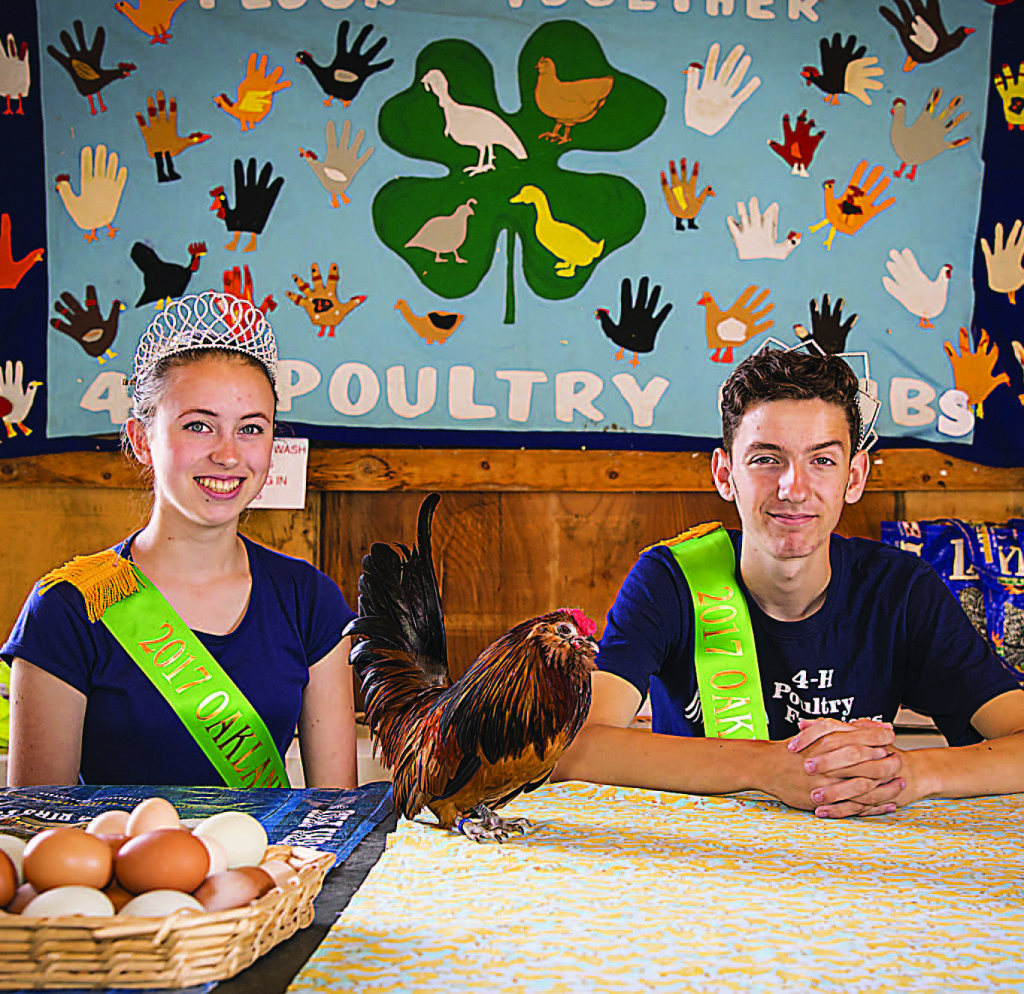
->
<box><xmin>779</xmin><ymin>717</ymin><xmax>907</xmax><ymax>819</ymax></box>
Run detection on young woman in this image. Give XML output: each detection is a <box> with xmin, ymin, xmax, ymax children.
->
<box><xmin>2</xmin><ymin>291</ymin><xmax>357</xmax><ymax>788</ymax></box>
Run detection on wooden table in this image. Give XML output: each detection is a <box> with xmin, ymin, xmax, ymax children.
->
<box><xmin>286</xmin><ymin>782</ymin><xmax>1024</xmax><ymax>993</ymax></box>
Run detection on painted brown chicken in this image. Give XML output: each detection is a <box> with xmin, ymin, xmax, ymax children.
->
<box><xmin>346</xmin><ymin>494</ymin><xmax>598</xmax><ymax>843</ymax></box>
<box><xmin>535</xmin><ymin>56</ymin><xmax>613</xmax><ymax>144</ymax></box>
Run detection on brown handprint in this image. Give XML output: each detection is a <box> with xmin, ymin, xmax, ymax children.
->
<box><xmin>50</xmin><ymin>284</ymin><xmax>122</xmax><ymax>363</ymax></box>
<box><xmin>286</xmin><ymin>261</ymin><xmax>366</xmax><ymax>337</ymax></box>
<box><xmin>944</xmin><ymin>326</ymin><xmax>1010</xmax><ymax>418</ymax></box>
<box><xmin>808</xmin><ymin>161</ymin><xmax>896</xmax><ymax>250</ymax></box>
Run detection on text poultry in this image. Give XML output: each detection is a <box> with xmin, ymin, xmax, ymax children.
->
<box><xmin>292</xmin><ymin>362</ymin><xmax>670</xmax><ymax>428</ymax></box>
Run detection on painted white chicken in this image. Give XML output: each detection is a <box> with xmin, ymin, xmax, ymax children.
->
<box><xmin>0</xmin><ymin>360</ymin><xmax>42</xmax><ymax>439</ymax></box>
<box><xmin>421</xmin><ymin>68</ymin><xmax>527</xmax><ymax>176</ymax></box>
<box><xmin>726</xmin><ymin>197</ymin><xmax>802</xmax><ymax>261</ymax></box>
<box><xmin>0</xmin><ymin>33</ymin><xmax>30</xmax><ymax>115</ymax></box>
<box><xmin>54</xmin><ymin>145</ymin><xmax>128</xmax><ymax>242</ymax></box>
<box><xmin>882</xmin><ymin>247</ymin><xmax>951</xmax><ymax>328</ymax></box>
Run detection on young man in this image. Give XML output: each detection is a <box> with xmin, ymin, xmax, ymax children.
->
<box><xmin>554</xmin><ymin>348</ymin><xmax>1024</xmax><ymax>818</ymax></box>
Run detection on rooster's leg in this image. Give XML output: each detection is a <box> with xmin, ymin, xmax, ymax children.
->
<box><xmin>225</xmin><ymin>232</ymin><xmax>241</xmax><ymax>251</ymax></box>
<box><xmin>455</xmin><ymin>804</ymin><xmax>531</xmax><ymax>844</ymax></box>
<box><xmin>614</xmin><ymin>347</ymin><xmax>625</xmax><ymax>362</ymax></box>
<box><xmin>163</xmin><ymin>153</ymin><xmax>181</xmax><ymax>182</ymax></box>
<box><xmin>630</xmin><ymin>352</ymin><xmax>640</xmax><ymax>369</ymax></box>
<box><xmin>243</xmin><ymin>233</ymin><xmax>257</xmax><ymax>253</ymax></box>
<box><xmin>674</xmin><ymin>217</ymin><xmax>687</xmax><ymax>232</ymax></box>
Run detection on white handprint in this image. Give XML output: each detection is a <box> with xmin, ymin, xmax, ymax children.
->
<box><xmin>0</xmin><ymin>359</ymin><xmax>43</xmax><ymax>438</ymax></box>
<box><xmin>684</xmin><ymin>42</ymin><xmax>761</xmax><ymax>137</ymax></box>
<box><xmin>726</xmin><ymin>197</ymin><xmax>802</xmax><ymax>261</ymax></box>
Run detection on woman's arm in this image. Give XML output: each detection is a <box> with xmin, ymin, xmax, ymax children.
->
<box><xmin>297</xmin><ymin>636</ymin><xmax>358</xmax><ymax>788</ymax></box>
<box><xmin>8</xmin><ymin>658</ymin><xmax>86</xmax><ymax>786</ymax></box>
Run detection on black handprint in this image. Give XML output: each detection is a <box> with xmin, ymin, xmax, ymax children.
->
<box><xmin>51</xmin><ymin>284</ymin><xmax>122</xmax><ymax>363</ymax></box>
<box><xmin>794</xmin><ymin>293</ymin><xmax>857</xmax><ymax>355</ymax></box>
<box><xmin>297</xmin><ymin>20</ymin><xmax>394</xmax><ymax>108</ymax></box>
<box><xmin>595</xmin><ymin>276</ymin><xmax>673</xmax><ymax>367</ymax></box>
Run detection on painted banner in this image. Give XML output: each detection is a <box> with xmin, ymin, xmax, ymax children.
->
<box><xmin>3</xmin><ymin>0</ymin><xmax>1020</xmax><ymax>451</ymax></box>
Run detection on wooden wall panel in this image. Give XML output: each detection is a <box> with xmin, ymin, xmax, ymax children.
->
<box><xmin>0</xmin><ymin>488</ymin><xmax>319</xmax><ymax>648</ymax></box>
<box><xmin>0</xmin><ymin>487</ymin><xmax>149</xmax><ymax>644</ymax></box>
<box><xmin>901</xmin><ymin>492</ymin><xmax>1024</xmax><ymax>524</ymax></box>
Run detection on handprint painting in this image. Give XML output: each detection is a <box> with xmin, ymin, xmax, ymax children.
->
<box><xmin>32</xmin><ymin>0</ymin><xmax>995</xmax><ymax>447</ymax></box>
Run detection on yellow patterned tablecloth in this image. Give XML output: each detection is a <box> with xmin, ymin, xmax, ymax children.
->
<box><xmin>287</xmin><ymin>782</ymin><xmax>1024</xmax><ymax>993</ymax></box>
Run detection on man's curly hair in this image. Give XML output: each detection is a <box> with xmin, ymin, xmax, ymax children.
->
<box><xmin>720</xmin><ymin>349</ymin><xmax>862</xmax><ymax>455</ymax></box>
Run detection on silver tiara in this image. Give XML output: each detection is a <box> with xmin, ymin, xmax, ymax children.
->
<box><xmin>751</xmin><ymin>337</ymin><xmax>881</xmax><ymax>452</ymax></box>
<box><xmin>132</xmin><ymin>291</ymin><xmax>278</xmax><ymax>388</ymax></box>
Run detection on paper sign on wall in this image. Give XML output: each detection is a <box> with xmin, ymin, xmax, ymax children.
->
<box><xmin>249</xmin><ymin>438</ymin><xmax>309</xmax><ymax>510</ymax></box>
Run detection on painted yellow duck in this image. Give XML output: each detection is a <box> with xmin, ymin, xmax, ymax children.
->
<box><xmin>510</xmin><ymin>185</ymin><xmax>604</xmax><ymax>277</ymax></box>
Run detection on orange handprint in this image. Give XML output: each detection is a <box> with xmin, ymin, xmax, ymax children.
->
<box><xmin>213</xmin><ymin>53</ymin><xmax>291</xmax><ymax>132</ymax></box>
<box><xmin>808</xmin><ymin>161</ymin><xmax>896</xmax><ymax>250</ymax></box>
<box><xmin>0</xmin><ymin>213</ymin><xmax>44</xmax><ymax>290</ymax></box>
<box><xmin>944</xmin><ymin>326</ymin><xmax>1010</xmax><ymax>418</ymax></box>
<box><xmin>287</xmin><ymin>261</ymin><xmax>366</xmax><ymax>337</ymax></box>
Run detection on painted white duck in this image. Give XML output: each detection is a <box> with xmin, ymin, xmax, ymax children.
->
<box><xmin>421</xmin><ymin>68</ymin><xmax>527</xmax><ymax>176</ymax></box>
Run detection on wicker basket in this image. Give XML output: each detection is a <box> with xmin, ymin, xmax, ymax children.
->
<box><xmin>0</xmin><ymin>843</ymin><xmax>335</xmax><ymax>989</ymax></box>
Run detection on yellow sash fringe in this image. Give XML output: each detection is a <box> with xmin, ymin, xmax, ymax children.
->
<box><xmin>642</xmin><ymin>521</ymin><xmax>722</xmax><ymax>556</ymax></box>
<box><xmin>38</xmin><ymin>550</ymin><xmax>140</xmax><ymax>623</ymax></box>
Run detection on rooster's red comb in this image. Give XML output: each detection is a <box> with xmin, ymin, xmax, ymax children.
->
<box><xmin>562</xmin><ymin>608</ymin><xmax>597</xmax><ymax>638</ymax></box>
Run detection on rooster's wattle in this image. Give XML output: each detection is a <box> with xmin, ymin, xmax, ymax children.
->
<box><xmin>345</xmin><ymin>494</ymin><xmax>597</xmax><ymax>842</ymax></box>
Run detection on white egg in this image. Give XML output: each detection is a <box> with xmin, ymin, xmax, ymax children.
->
<box><xmin>193</xmin><ymin>812</ymin><xmax>267</xmax><ymax>869</ymax></box>
<box><xmin>196</xmin><ymin>834</ymin><xmax>228</xmax><ymax>876</ymax></box>
<box><xmin>0</xmin><ymin>835</ymin><xmax>27</xmax><ymax>885</ymax></box>
<box><xmin>22</xmin><ymin>885</ymin><xmax>115</xmax><ymax>917</ymax></box>
<box><xmin>119</xmin><ymin>889</ymin><xmax>205</xmax><ymax>917</ymax></box>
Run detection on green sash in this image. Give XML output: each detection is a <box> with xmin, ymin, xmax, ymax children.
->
<box><xmin>660</xmin><ymin>523</ymin><xmax>769</xmax><ymax>740</ymax></box>
<box><xmin>39</xmin><ymin>549</ymin><xmax>289</xmax><ymax>788</ymax></box>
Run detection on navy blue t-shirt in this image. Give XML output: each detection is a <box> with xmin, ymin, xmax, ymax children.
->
<box><xmin>2</xmin><ymin>535</ymin><xmax>356</xmax><ymax>785</ymax></box>
<box><xmin>598</xmin><ymin>531</ymin><xmax>1019</xmax><ymax>747</ymax></box>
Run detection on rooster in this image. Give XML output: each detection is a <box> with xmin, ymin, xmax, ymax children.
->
<box><xmin>346</xmin><ymin>494</ymin><xmax>598</xmax><ymax>843</ymax></box>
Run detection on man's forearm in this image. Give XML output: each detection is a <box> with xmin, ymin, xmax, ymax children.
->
<box><xmin>903</xmin><ymin>731</ymin><xmax>1024</xmax><ymax>802</ymax></box>
<box><xmin>554</xmin><ymin>723</ymin><xmax>785</xmax><ymax>799</ymax></box>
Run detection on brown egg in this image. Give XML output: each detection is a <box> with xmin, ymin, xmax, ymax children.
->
<box><xmin>23</xmin><ymin>828</ymin><xmax>113</xmax><ymax>892</ymax></box>
<box><xmin>103</xmin><ymin>881</ymin><xmax>135</xmax><ymax>913</ymax></box>
<box><xmin>0</xmin><ymin>850</ymin><xmax>16</xmax><ymax>908</ymax></box>
<box><xmin>96</xmin><ymin>834</ymin><xmax>130</xmax><ymax>859</ymax></box>
<box><xmin>235</xmin><ymin>866</ymin><xmax>275</xmax><ymax>898</ymax></box>
<box><xmin>126</xmin><ymin>797</ymin><xmax>180</xmax><ymax>837</ymax></box>
<box><xmin>5</xmin><ymin>882</ymin><xmax>38</xmax><ymax>914</ymax></box>
<box><xmin>86</xmin><ymin>810</ymin><xmax>130</xmax><ymax>836</ymax></box>
<box><xmin>259</xmin><ymin>860</ymin><xmax>297</xmax><ymax>890</ymax></box>
<box><xmin>192</xmin><ymin>869</ymin><xmax>265</xmax><ymax>912</ymax></box>
<box><xmin>115</xmin><ymin>829</ymin><xmax>210</xmax><ymax>895</ymax></box>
